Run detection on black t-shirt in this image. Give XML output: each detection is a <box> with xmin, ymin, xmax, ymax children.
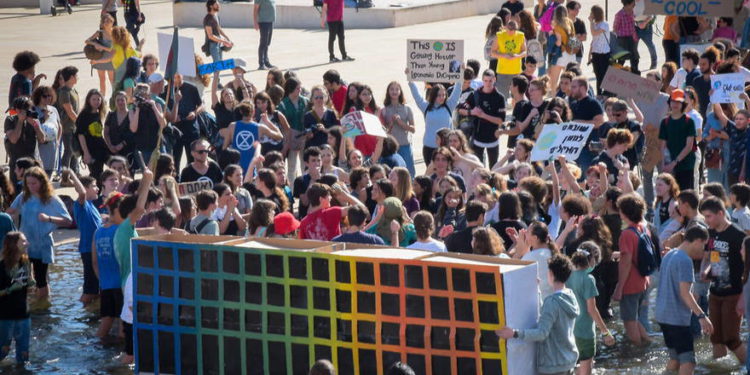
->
<box><xmin>293</xmin><ymin>174</ymin><xmax>314</xmax><ymax>218</ymax></box>
<box><xmin>76</xmin><ymin>111</ymin><xmax>109</xmax><ymax>161</ymax></box>
<box><xmin>170</xmin><ymin>83</ymin><xmax>203</xmax><ymax>137</ymax></box>
<box><xmin>105</xmin><ymin>111</ymin><xmax>134</xmax><ymax>156</ymax></box>
<box><xmin>133</xmin><ymin>105</ymin><xmax>161</xmax><ymax>152</ymax></box>
<box><xmin>514</xmin><ymin>99</ymin><xmax>550</xmax><ymax>143</ymax></box>
<box><xmin>679</xmin><ymin>17</ymin><xmax>699</xmax><ymax>37</ymax></box>
<box><xmin>491</xmin><ymin>220</ymin><xmax>527</xmax><ymax>251</ymax></box>
<box><xmin>657</xmin><ymin>197</ymin><xmax>672</xmax><ymax>225</ymax></box>
<box><xmin>179</xmin><ymin>161</ymin><xmax>224</xmax><ymax>186</ymax></box>
<box><xmin>0</xmin><ymin>260</ymin><xmax>31</xmax><ymax>319</ymax></box>
<box><xmin>569</xmin><ymin>95</ymin><xmax>604</xmax><ymax>160</ymax></box>
<box><xmin>573</xmin><ymin>18</ymin><xmax>586</xmax><ymax>57</ymax></box>
<box><xmin>465</xmin><ymin>88</ymin><xmax>506</xmax><ymax>143</ymax></box>
<box><xmin>3</xmin><ymin>115</ymin><xmax>37</xmax><ymax>161</ymax></box>
<box><xmin>691</xmin><ymin>75</ymin><xmax>711</xmax><ymax>118</ymax></box>
<box><xmin>707</xmin><ymin>223</ymin><xmax>745</xmax><ymax>296</ymax></box>
<box><xmin>445</xmin><ymin>225</ymin><xmax>477</xmax><ymax>254</ymax></box>
<box><xmin>598</xmin><ymin>120</ymin><xmax>643</xmax><ymax>167</ymax></box>
<box><xmin>501</xmin><ymin>0</ymin><xmax>524</xmax><ymax>15</ymax></box>
<box><xmin>243</xmin><ymin>183</ymin><xmax>284</xmax><ymax>214</ymax></box>
<box><xmin>591</xmin><ymin>151</ymin><xmax>628</xmax><ymax>184</ymax></box>
<box><xmin>213</xmin><ymin>103</ymin><xmax>242</xmax><ymax>130</ymax></box>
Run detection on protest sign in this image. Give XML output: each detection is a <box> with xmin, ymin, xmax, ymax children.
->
<box><xmin>178</xmin><ymin>180</ymin><xmax>213</xmax><ymax>196</ymax></box>
<box><xmin>197</xmin><ymin>59</ymin><xmax>236</xmax><ymax>75</ymax></box>
<box><xmin>601</xmin><ymin>67</ymin><xmax>661</xmax><ymax>103</ymax></box>
<box><xmin>679</xmin><ymin>43</ymin><xmax>712</xmax><ymax>58</ymax></box>
<box><xmin>341</xmin><ymin>111</ymin><xmax>388</xmax><ymax>138</ymax></box>
<box><xmin>531</xmin><ymin>122</ymin><xmax>594</xmax><ymax>162</ymax></box>
<box><xmin>406</xmin><ymin>39</ymin><xmax>463</xmax><ymax>83</ymax></box>
<box><xmin>157</xmin><ymin>32</ymin><xmax>196</xmax><ymax>77</ymax></box>
<box><xmin>644</xmin><ymin>0</ymin><xmax>734</xmax><ymax>17</ymax></box>
<box><xmin>710</xmin><ymin>73</ymin><xmax>746</xmax><ymax>104</ymax></box>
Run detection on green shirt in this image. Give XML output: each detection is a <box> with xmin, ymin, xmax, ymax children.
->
<box><xmin>366</xmin><ymin>223</ymin><xmax>417</xmax><ymax>247</ymax></box>
<box><xmin>565</xmin><ymin>269</ymin><xmax>598</xmax><ymax>339</ymax></box>
<box><xmin>658</xmin><ymin>114</ymin><xmax>697</xmax><ymax>171</ymax></box>
<box><xmin>278</xmin><ymin>95</ymin><xmax>309</xmax><ymax>131</ymax></box>
<box><xmin>56</xmin><ymin>86</ymin><xmax>79</xmax><ymax>134</ymax></box>
<box><xmin>114</xmin><ymin>217</ymin><xmax>138</xmax><ymax>288</ymax></box>
<box><xmin>256</xmin><ymin>0</ymin><xmax>276</xmax><ymax>23</ymax></box>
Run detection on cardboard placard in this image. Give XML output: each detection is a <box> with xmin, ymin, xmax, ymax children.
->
<box><xmin>406</xmin><ymin>39</ymin><xmax>463</xmax><ymax>83</ymax></box>
<box><xmin>601</xmin><ymin>67</ymin><xmax>661</xmax><ymax>103</ymax></box>
<box><xmin>197</xmin><ymin>59</ymin><xmax>236</xmax><ymax>75</ymax></box>
<box><xmin>531</xmin><ymin>122</ymin><xmax>594</xmax><ymax>162</ymax></box>
<box><xmin>710</xmin><ymin>73</ymin><xmax>746</xmax><ymax>104</ymax></box>
<box><xmin>341</xmin><ymin>111</ymin><xmax>388</xmax><ymax>139</ymax></box>
<box><xmin>177</xmin><ymin>180</ymin><xmax>213</xmax><ymax>196</ymax></box>
<box><xmin>644</xmin><ymin>0</ymin><xmax>734</xmax><ymax>17</ymax></box>
<box><xmin>679</xmin><ymin>43</ymin><xmax>712</xmax><ymax>58</ymax></box>
<box><xmin>157</xmin><ymin>32</ymin><xmax>196</xmax><ymax>77</ymax></box>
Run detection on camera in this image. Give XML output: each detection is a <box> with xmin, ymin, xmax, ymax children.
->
<box><xmin>26</xmin><ymin>109</ymin><xmax>39</xmax><ymax>119</ymax></box>
<box><xmin>133</xmin><ymin>93</ymin><xmax>150</xmax><ymax>108</ymax></box>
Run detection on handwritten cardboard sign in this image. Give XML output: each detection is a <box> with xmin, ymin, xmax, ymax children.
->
<box><xmin>644</xmin><ymin>0</ymin><xmax>734</xmax><ymax>17</ymax></box>
<box><xmin>197</xmin><ymin>59</ymin><xmax>236</xmax><ymax>75</ymax></box>
<box><xmin>601</xmin><ymin>67</ymin><xmax>661</xmax><ymax>103</ymax></box>
<box><xmin>531</xmin><ymin>122</ymin><xmax>594</xmax><ymax>162</ymax></box>
<box><xmin>178</xmin><ymin>180</ymin><xmax>213</xmax><ymax>197</ymax></box>
<box><xmin>157</xmin><ymin>32</ymin><xmax>196</xmax><ymax>77</ymax></box>
<box><xmin>341</xmin><ymin>111</ymin><xmax>388</xmax><ymax>139</ymax></box>
<box><xmin>407</xmin><ymin>39</ymin><xmax>464</xmax><ymax>83</ymax></box>
<box><xmin>710</xmin><ymin>73</ymin><xmax>746</xmax><ymax>104</ymax></box>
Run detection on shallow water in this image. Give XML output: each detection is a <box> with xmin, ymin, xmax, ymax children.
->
<box><xmin>0</xmin><ymin>243</ymin><xmax>746</xmax><ymax>374</ymax></box>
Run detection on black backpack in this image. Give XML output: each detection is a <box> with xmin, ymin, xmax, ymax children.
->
<box><xmin>186</xmin><ymin>218</ymin><xmax>212</xmax><ymax>235</ymax></box>
<box><xmin>627</xmin><ymin>227</ymin><xmax>658</xmax><ymax>277</ymax></box>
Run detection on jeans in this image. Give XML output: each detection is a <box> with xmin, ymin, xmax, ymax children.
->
<box><xmin>258</xmin><ymin>22</ymin><xmax>273</xmax><ymax>66</ymax></box>
<box><xmin>617</xmin><ymin>36</ymin><xmax>640</xmax><ymax>75</ymax></box>
<box><xmin>0</xmin><ymin>318</ymin><xmax>31</xmax><ymax>364</ymax></box>
<box><xmin>209</xmin><ymin>41</ymin><xmax>223</xmax><ymax>62</ymax></box>
<box><xmin>635</xmin><ymin>23</ymin><xmax>657</xmax><ymax>69</ymax></box>
<box><xmin>327</xmin><ymin>21</ymin><xmax>347</xmax><ymax>59</ymax></box>
<box><xmin>471</xmin><ymin>143</ymin><xmax>499</xmax><ymax>168</ymax></box>
<box><xmin>125</xmin><ymin>13</ymin><xmax>141</xmax><ymax>48</ymax></box>
<box><xmin>591</xmin><ymin>52</ymin><xmax>610</xmax><ymax>96</ymax></box>
<box><xmin>398</xmin><ymin>144</ymin><xmax>416</xmax><ymax>176</ymax></box>
<box><xmin>61</xmin><ymin>132</ymin><xmax>79</xmax><ymax>173</ymax></box>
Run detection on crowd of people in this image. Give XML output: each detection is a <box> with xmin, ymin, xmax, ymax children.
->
<box><xmin>1</xmin><ymin>0</ymin><xmax>750</xmax><ymax>373</ymax></box>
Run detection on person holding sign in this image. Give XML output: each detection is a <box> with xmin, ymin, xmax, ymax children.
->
<box><xmin>406</xmin><ymin>67</ymin><xmax>462</xmax><ymax>164</ymax></box>
<box><xmin>491</xmin><ymin>20</ymin><xmax>526</xmax><ymax>101</ymax></box>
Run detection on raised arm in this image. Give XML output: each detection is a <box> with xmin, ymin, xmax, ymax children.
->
<box><xmin>67</xmin><ymin>170</ymin><xmax>88</xmax><ymax>204</ymax></box>
<box><xmin>211</xmin><ymin>71</ymin><xmax>220</xmax><ymax>108</ymax></box>
<box><xmin>406</xmin><ymin>79</ymin><xmax>428</xmax><ymax>112</ymax></box>
<box><xmin>129</xmin><ymin>168</ymin><xmax>154</xmax><ymax>222</ymax></box>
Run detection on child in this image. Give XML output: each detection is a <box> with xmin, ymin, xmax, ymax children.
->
<box><xmin>713</xmin><ymin>105</ymin><xmax>749</xmax><ymax>186</ymax></box>
<box><xmin>497</xmin><ymin>254</ymin><xmax>580</xmax><ymax>375</ymax></box>
<box><xmin>407</xmin><ymin>211</ymin><xmax>446</xmax><ymax>252</ymax></box>
<box><xmin>567</xmin><ymin>241</ymin><xmax>615</xmax><ymax>375</ymax></box>
<box><xmin>522</xmin><ymin>56</ymin><xmax>538</xmax><ymax>82</ymax></box>
<box><xmin>0</xmin><ymin>232</ymin><xmax>34</xmax><ymax>365</ymax></box>
<box><xmin>272</xmin><ymin>212</ymin><xmax>300</xmax><ymax>238</ymax></box>
<box><xmin>188</xmin><ymin>190</ymin><xmax>220</xmax><ymax>235</ymax></box>
<box><xmin>511</xmin><ymin>221</ymin><xmax>557</xmax><ymax>298</ymax></box>
<box><xmin>92</xmin><ymin>192</ymin><xmax>126</xmax><ymax>340</ymax></box>
<box><xmin>729</xmin><ymin>183</ymin><xmax>750</xmax><ymax>235</ymax></box>
<box><xmin>9</xmin><ymin>51</ymin><xmax>43</xmax><ymax>110</ymax></box>
<box><xmin>153</xmin><ymin>207</ymin><xmax>177</xmax><ymax>234</ymax></box>
<box><xmin>95</xmin><ymin>169</ymin><xmax>120</xmax><ymax>216</ymax></box>
<box><xmin>67</xmin><ymin>171</ymin><xmax>103</xmax><ymax>307</ymax></box>
<box><xmin>120</xmin><ymin>272</ymin><xmax>134</xmax><ymax>364</ymax></box>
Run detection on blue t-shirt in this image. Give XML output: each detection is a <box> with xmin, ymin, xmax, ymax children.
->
<box><xmin>379</xmin><ymin>153</ymin><xmax>407</xmax><ymax>169</ymax></box>
<box><xmin>11</xmin><ymin>193</ymin><xmax>72</xmax><ymax>264</ymax></box>
<box><xmin>95</xmin><ymin>224</ymin><xmax>122</xmax><ymax>290</ymax></box>
<box><xmin>333</xmin><ymin>231</ymin><xmax>386</xmax><ymax>245</ymax></box>
<box><xmin>655</xmin><ymin>249</ymin><xmax>695</xmax><ymax>326</ymax></box>
<box><xmin>232</xmin><ymin>120</ymin><xmax>260</xmax><ymax>175</ymax></box>
<box><xmin>73</xmin><ymin>200</ymin><xmax>103</xmax><ymax>253</ymax></box>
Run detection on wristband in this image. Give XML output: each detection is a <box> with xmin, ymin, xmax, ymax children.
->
<box><xmin>512</xmin><ymin>329</ymin><xmax>519</xmax><ymax>338</ymax></box>
<box><xmin>697</xmin><ymin>313</ymin><xmax>707</xmax><ymax>320</ymax></box>
<box><xmin>602</xmin><ymin>331</ymin><xmax>612</xmax><ymax>337</ymax></box>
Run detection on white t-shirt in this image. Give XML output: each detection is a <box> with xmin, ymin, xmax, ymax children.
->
<box><xmin>687</xmin><ymin>109</ymin><xmax>703</xmax><ymax>137</ymax></box>
<box><xmin>591</xmin><ymin>22</ymin><xmax>610</xmax><ymax>54</ymax></box>
<box><xmin>121</xmin><ymin>273</ymin><xmax>133</xmax><ymax>324</ymax></box>
<box><xmin>522</xmin><ymin>248</ymin><xmax>553</xmax><ymax>299</ymax></box>
<box><xmin>407</xmin><ymin>239</ymin><xmax>447</xmax><ymax>252</ymax></box>
<box><xmin>670</xmin><ymin>68</ymin><xmax>688</xmax><ymax>90</ymax></box>
<box><xmin>732</xmin><ymin>206</ymin><xmax>750</xmax><ymax>232</ymax></box>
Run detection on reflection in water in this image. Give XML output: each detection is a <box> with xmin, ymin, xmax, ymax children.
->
<box><xmin>0</xmin><ymin>243</ymin><xmax>746</xmax><ymax>374</ymax></box>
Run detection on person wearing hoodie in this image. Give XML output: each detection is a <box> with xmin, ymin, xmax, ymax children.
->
<box><xmin>497</xmin><ymin>253</ymin><xmax>580</xmax><ymax>375</ymax></box>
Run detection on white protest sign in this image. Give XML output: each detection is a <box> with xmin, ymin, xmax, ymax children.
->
<box><xmin>178</xmin><ymin>180</ymin><xmax>213</xmax><ymax>197</ymax></box>
<box><xmin>407</xmin><ymin>39</ymin><xmax>463</xmax><ymax>83</ymax></box>
<box><xmin>679</xmin><ymin>43</ymin><xmax>712</xmax><ymax>58</ymax></box>
<box><xmin>341</xmin><ymin>111</ymin><xmax>388</xmax><ymax>138</ymax></box>
<box><xmin>530</xmin><ymin>122</ymin><xmax>594</xmax><ymax>162</ymax></box>
<box><xmin>157</xmin><ymin>32</ymin><xmax>196</xmax><ymax>77</ymax></box>
<box><xmin>710</xmin><ymin>73</ymin><xmax>746</xmax><ymax>104</ymax></box>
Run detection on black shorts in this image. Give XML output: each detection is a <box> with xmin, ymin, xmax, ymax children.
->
<box><xmin>30</xmin><ymin>258</ymin><xmax>49</xmax><ymax>288</ymax></box>
<box><xmin>80</xmin><ymin>252</ymin><xmax>99</xmax><ymax>295</ymax></box>
<box><xmin>123</xmin><ymin>322</ymin><xmax>134</xmax><ymax>355</ymax></box>
<box><xmin>100</xmin><ymin>288</ymin><xmax>124</xmax><ymax>318</ymax></box>
<box><xmin>659</xmin><ymin>323</ymin><xmax>696</xmax><ymax>363</ymax></box>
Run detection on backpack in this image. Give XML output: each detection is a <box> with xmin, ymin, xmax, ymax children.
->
<box><xmin>539</xmin><ymin>2</ymin><xmax>558</xmax><ymax>33</ymax></box>
<box><xmin>627</xmin><ymin>227</ymin><xmax>658</xmax><ymax>277</ymax></box>
<box><xmin>84</xmin><ymin>31</ymin><xmax>105</xmax><ymax>60</ymax></box>
<box><xmin>526</xmin><ymin>39</ymin><xmax>544</xmax><ymax>65</ymax></box>
<box><xmin>564</xmin><ymin>32</ymin><xmax>582</xmax><ymax>54</ymax></box>
<box><xmin>186</xmin><ymin>217</ymin><xmax>212</xmax><ymax>235</ymax></box>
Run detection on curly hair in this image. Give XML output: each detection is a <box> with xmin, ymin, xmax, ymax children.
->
<box><xmin>472</xmin><ymin>227</ymin><xmax>505</xmax><ymax>256</ymax></box>
<box><xmin>12</xmin><ymin>51</ymin><xmax>40</xmax><ymax>72</ymax></box>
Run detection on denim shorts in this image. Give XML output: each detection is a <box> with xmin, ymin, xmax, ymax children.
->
<box><xmin>620</xmin><ymin>290</ymin><xmax>647</xmax><ymax>321</ymax></box>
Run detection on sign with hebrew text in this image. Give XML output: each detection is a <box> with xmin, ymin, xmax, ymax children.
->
<box><xmin>531</xmin><ymin>122</ymin><xmax>594</xmax><ymax>162</ymax></box>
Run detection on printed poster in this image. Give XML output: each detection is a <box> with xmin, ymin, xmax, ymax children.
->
<box><xmin>644</xmin><ymin>0</ymin><xmax>735</xmax><ymax>17</ymax></box>
<box><xmin>341</xmin><ymin>111</ymin><xmax>388</xmax><ymax>139</ymax></box>
<box><xmin>710</xmin><ymin>73</ymin><xmax>745</xmax><ymax>104</ymax></box>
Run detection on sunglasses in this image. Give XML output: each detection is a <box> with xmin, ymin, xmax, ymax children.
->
<box><xmin>194</xmin><ymin>149</ymin><xmax>210</xmax><ymax>154</ymax></box>
<box><xmin>313</xmin><ymin>96</ymin><xmax>325</xmax><ymax>100</ymax></box>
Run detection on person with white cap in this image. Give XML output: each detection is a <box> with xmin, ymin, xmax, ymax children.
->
<box><xmin>146</xmin><ymin>72</ymin><xmax>167</xmax><ymax>112</ymax></box>
<box><xmin>254</xmin><ymin>0</ymin><xmax>276</xmax><ymax>70</ymax></box>
<box><xmin>224</xmin><ymin>58</ymin><xmax>255</xmax><ymax>103</ymax></box>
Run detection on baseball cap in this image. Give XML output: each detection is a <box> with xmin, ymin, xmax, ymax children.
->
<box><xmin>670</xmin><ymin>89</ymin><xmax>685</xmax><ymax>102</ymax></box>
<box><xmin>274</xmin><ymin>212</ymin><xmax>300</xmax><ymax>236</ymax></box>
<box><xmin>233</xmin><ymin>58</ymin><xmax>248</xmax><ymax>73</ymax></box>
<box><xmin>148</xmin><ymin>72</ymin><xmax>164</xmax><ymax>84</ymax></box>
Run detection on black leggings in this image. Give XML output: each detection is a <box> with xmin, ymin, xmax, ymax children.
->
<box><xmin>591</xmin><ymin>52</ymin><xmax>610</xmax><ymax>96</ymax></box>
<box><xmin>662</xmin><ymin>39</ymin><xmax>680</xmax><ymax>64</ymax></box>
<box><xmin>471</xmin><ymin>143</ymin><xmax>499</xmax><ymax>168</ymax></box>
<box><xmin>327</xmin><ymin>21</ymin><xmax>347</xmax><ymax>59</ymax></box>
<box><xmin>258</xmin><ymin>22</ymin><xmax>273</xmax><ymax>65</ymax></box>
<box><xmin>30</xmin><ymin>258</ymin><xmax>49</xmax><ymax>288</ymax></box>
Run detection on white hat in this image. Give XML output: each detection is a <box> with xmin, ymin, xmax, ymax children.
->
<box><xmin>148</xmin><ymin>72</ymin><xmax>164</xmax><ymax>83</ymax></box>
<box><xmin>233</xmin><ymin>58</ymin><xmax>248</xmax><ymax>72</ymax></box>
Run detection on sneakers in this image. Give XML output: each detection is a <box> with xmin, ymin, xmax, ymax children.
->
<box><xmin>330</xmin><ymin>56</ymin><xmax>341</xmax><ymax>63</ymax></box>
<box><xmin>265</xmin><ymin>62</ymin><xmax>276</xmax><ymax>69</ymax></box>
<box><xmin>257</xmin><ymin>65</ymin><xmax>267</xmax><ymax>71</ymax></box>
<box><xmin>66</xmin><ymin>3</ymin><xmax>72</xmax><ymax>13</ymax></box>
<box><xmin>343</xmin><ymin>56</ymin><xmax>355</xmax><ymax>61</ymax></box>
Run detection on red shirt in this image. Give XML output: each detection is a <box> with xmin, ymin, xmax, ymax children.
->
<box><xmin>351</xmin><ymin>106</ymin><xmax>379</xmax><ymax>156</ymax></box>
<box><xmin>619</xmin><ymin>224</ymin><xmax>649</xmax><ymax>295</ymax></box>
<box><xmin>299</xmin><ymin>206</ymin><xmax>344</xmax><ymax>241</ymax></box>
<box><xmin>331</xmin><ymin>85</ymin><xmax>348</xmax><ymax>116</ymax></box>
<box><xmin>324</xmin><ymin>0</ymin><xmax>344</xmax><ymax>22</ymax></box>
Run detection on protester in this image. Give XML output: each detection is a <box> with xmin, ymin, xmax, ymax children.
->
<box><xmin>203</xmin><ymin>0</ymin><xmax>233</xmax><ymax>63</ymax></box>
<box><xmin>0</xmin><ymin>232</ymin><xmax>34</xmax><ymax>366</ymax></box>
<box><xmin>320</xmin><ymin>0</ymin><xmax>353</xmax><ymax>62</ymax></box>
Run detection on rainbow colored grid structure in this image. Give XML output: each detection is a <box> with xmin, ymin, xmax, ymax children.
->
<box><xmin>131</xmin><ymin>235</ymin><xmax>538</xmax><ymax>375</ymax></box>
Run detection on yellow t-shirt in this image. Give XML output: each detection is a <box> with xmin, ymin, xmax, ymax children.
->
<box><xmin>495</xmin><ymin>31</ymin><xmax>525</xmax><ymax>75</ymax></box>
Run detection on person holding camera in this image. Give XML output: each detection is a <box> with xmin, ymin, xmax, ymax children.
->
<box><xmin>76</xmin><ymin>89</ymin><xmax>109</xmax><ymax>181</ymax></box>
<box><xmin>4</xmin><ymin>97</ymin><xmax>46</xmax><ymax>185</ymax></box>
<box><xmin>129</xmin><ymin>84</ymin><xmax>167</xmax><ymax>164</ymax></box>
